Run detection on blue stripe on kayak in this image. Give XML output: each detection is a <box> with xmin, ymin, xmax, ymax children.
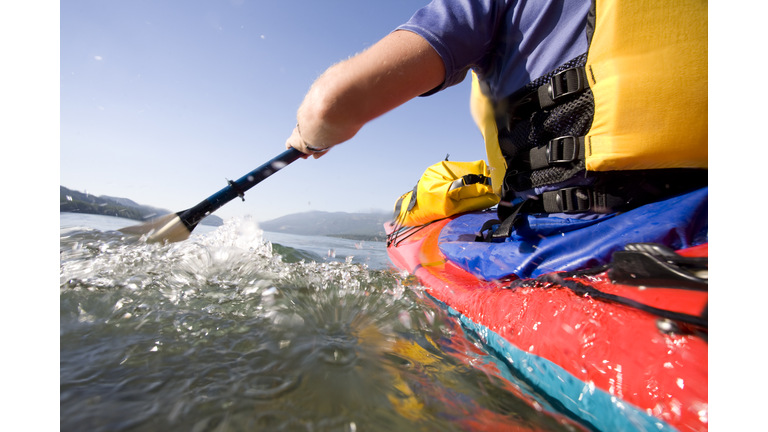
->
<box><xmin>439</xmin><ymin>187</ymin><xmax>708</xmax><ymax>280</ymax></box>
<box><xmin>428</xmin><ymin>293</ymin><xmax>678</xmax><ymax>432</ymax></box>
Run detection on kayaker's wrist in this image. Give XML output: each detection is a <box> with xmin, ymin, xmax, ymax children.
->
<box><xmin>285</xmin><ymin>125</ymin><xmax>330</xmax><ymax>160</ymax></box>
<box><xmin>296</xmin><ymin>123</ymin><xmax>330</xmax><ymax>154</ymax></box>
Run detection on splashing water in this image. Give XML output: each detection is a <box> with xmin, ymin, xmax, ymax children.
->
<box><xmin>60</xmin><ymin>216</ymin><xmax>584</xmax><ymax>432</ymax></box>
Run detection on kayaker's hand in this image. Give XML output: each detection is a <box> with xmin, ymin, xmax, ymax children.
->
<box><xmin>285</xmin><ymin>126</ymin><xmax>331</xmax><ymax>159</ymax></box>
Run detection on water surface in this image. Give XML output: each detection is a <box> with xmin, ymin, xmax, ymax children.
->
<box><xmin>60</xmin><ymin>213</ymin><xmax>585</xmax><ymax>431</ymax></box>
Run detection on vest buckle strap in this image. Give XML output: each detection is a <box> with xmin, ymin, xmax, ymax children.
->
<box><xmin>502</xmin><ymin>66</ymin><xmax>591</xmax><ymax>121</ymax></box>
<box><xmin>547</xmin><ymin>67</ymin><xmax>587</xmax><ymax>102</ymax></box>
<box><xmin>543</xmin><ymin>187</ymin><xmax>592</xmax><ymax>213</ymax></box>
<box><xmin>547</xmin><ymin>136</ymin><xmax>581</xmax><ymax>164</ymax></box>
<box><xmin>505</xmin><ymin>135</ymin><xmax>585</xmax><ymax>175</ymax></box>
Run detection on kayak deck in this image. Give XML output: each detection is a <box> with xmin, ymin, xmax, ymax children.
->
<box><xmin>386</xmin><ymin>216</ymin><xmax>708</xmax><ymax>432</ymax></box>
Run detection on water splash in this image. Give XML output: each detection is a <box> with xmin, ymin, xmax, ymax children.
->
<box><xmin>60</xmin><ymin>216</ymin><xmax>582</xmax><ymax>432</ymax></box>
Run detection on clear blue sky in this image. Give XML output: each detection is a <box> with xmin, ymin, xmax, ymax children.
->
<box><xmin>59</xmin><ymin>0</ymin><xmax>488</xmax><ymax>222</ymax></box>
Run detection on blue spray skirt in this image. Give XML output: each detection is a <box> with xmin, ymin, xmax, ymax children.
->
<box><xmin>438</xmin><ymin>187</ymin><xmax>708</xmax><ymax>280</ymax></box>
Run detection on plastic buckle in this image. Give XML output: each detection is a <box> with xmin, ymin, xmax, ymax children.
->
<box><xmin>463</xmin><ymin>174</ymin><xmax>483</xmax><ymax>185</ymax></box>
<box><xmin>547</xmin><ymin>136</ymin><xmax>579</xmax><ymax>164</ymax></box>
<box><xmin>450</xmin><ymin>174</ymin><xmax>491</xmax><ymax>192</ymax></box>
<box><xmin>556</xmin><ymin>187</ymin><xmax>592</xmax><ymax>213</ymax></box>
<box><xmin>548</xmin><ymin>67</ymin><xmax>585</xmax><ymax>101</ymax></box>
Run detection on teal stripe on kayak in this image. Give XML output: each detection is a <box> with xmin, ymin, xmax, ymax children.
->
<box><xmin>429</xmin><ymin>293</ymin><xmax>678</xmax><ymax>432</ymax></box>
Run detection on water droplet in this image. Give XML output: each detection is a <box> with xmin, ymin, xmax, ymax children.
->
<box><xmin>698</xmin><ymin>409</ymin><xmax>707</xmax><ymax>423</ymax></box>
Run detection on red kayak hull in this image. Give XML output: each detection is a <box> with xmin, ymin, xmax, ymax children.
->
<box><xmin>386</xmin><ymin>217</ymin><xmax>708</xmax><ymax>432</ymax></box>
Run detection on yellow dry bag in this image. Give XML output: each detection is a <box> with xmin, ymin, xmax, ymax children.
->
<box><xmin>391</xmin><ymin>159</ymin><xmax>500</xmax><ymax>228</ymax></box>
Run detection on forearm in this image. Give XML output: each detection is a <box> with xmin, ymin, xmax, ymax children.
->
<box><xmin>295</xmin><ymin>62</ymin><xmax>367</xmax><ymax>148</ymax></box>
<box><xmin>288</xmin><ymin>30</ymin><xmax>445</xmax><ymax>156</ymax></box>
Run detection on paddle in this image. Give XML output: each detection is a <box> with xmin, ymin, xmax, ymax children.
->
<box><xmin>119</xmin><ymin>148</ymin><xmax>304</xmax><ymax>243</ymax></box>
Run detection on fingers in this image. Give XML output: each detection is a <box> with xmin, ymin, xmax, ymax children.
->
<box><xmin>311</xmin><ymin>148</ymin><xmax>330</xmax><ymax>159</ymax></box>
<box><xmin>286</xmin><ymin>127</ymin><xmax>311</xmax><ymax>159</ymax></box>
<box><xmin>285</xmin><ymin>126</ymin><xmax>331</xmax><ymax>159</ymax></box>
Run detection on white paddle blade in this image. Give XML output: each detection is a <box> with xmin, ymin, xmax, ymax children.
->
<box><xmin>119</xmin><ymin>213</ymin><xmax>191</xmax><ymax>244</ymax></box>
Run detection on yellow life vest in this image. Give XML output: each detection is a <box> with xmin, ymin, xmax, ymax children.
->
<box><xmin>470</xmin><ymin>0</ymin><xmax>707</xmax><ymax>201</ymax></box>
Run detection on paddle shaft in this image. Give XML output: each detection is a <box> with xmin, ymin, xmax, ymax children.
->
<box><xmin>177</xmin><ymin>148</ymin><xmax>303</xmax><ymax>231</ymax></box>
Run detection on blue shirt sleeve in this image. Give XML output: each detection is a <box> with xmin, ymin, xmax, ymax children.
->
<box><xmin>396</xmin><ymin>0</ymin><xmax>591</xmax><ymax>98</ymax></box>
<box><xmin>396</xmin><ymin>0</ymin><xmax>506</xmax><ymax>94</ymax></box>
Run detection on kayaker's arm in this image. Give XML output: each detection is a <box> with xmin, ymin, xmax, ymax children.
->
<box><xmin>286</xmin><ymin>30</ymin><xmax>445</xmax><ymax>158</ymax></box>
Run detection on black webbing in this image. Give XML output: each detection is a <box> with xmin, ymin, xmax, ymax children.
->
<box><xmin>387</xmin><ymin>184</ymin><xmax>419</xmax><ymax>247</ymax></box>
<box><xmin>391</xmin><ymin>196</ymin><xmax>405</xmax><ymax>223</ymax></box>
<box><xmin>494</xmin><ymin>187</ymin><xmax>599</xmax><ymax>238</ymax></box>
<box><xmin>489</xmin><ymin>170</ymin><xmax>708</xmax><ymax>240</ymax></box>
<box><xmin>539</xmin><ymin>275</ymin><xmax>708</xmax><ymax>329</ymax></box>
<box><xmin>493</xmin><ymin>199</ymin><xmax>536</xmax><ymax>239</ymax></box>
<box><xmin>500</xmin><ymin>238</ymin><xmax>709</xmax><ymax>331</ymax></box>
<box><xmin>506</xmin><ymin>273</ymin><xmax>708</xmax><ymax>329</ymax></box>
<box><xmin>501</xmin><ymin>67</ymin><xmax>589</xmax><ymax>121</ymax></box>
<box><xmin>508</xmin><ymin>136</ymin><xmax>585</xmax><ymax>174</ymax></box>
<box><xmin>407</xmin><ymin>183</ymin><xmax>419</xmax><ymax>212</ymax></box>
<box><xmin>475</xmin><ymin>218</ymin><xmax>501</xmax><ymax>242</ymax></box>
<box><xmin>449</xmin><ymin>174</ymin><xmax>492</xmax><ymax>192</ymax></box>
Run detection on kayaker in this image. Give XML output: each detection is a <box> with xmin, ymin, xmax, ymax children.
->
<box><xmin>285</xmin><ymin>0</ymin><xmax>590</xmax><ymax>158</ymax></box>
<box><xmin>286</xmin><ymin>0</ymin><xmax>707</xmax><ymax>227</ymax></box>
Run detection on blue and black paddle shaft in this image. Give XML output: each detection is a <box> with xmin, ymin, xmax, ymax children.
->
<box><xmin>179</xmin><ymin>148</ymin><xmax>303</xmax><ymax>230</ymax></box>
<box><xmin>120</xmin><ymin>148</ymin><xmax>303</xmax><ymax>243</ymax></box>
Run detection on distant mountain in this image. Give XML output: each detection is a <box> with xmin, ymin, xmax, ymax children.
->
<box><xmin>99</xmin><ymin>195</ymin><xmax>151</xmax><ymax>210</ymax></box>
<box><xmin>60</xmin><ymin>187</ymin><xmax>392</xmax><ymax>235</ymax></box>
<box><xmin>60</xmin><ymin>186</ymin><xmax>224</xmax><ymax>226</ymax></box>
<box><xmin>259</xmin><ymin>211</ymin><xmax>392</xmax><ymax>241</ymax></box>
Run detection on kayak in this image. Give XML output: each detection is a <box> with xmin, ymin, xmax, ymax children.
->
<box><xmin>385</xmin><ymin>188</ymin><xmax>708</xmax><ymax>432</ymax></box>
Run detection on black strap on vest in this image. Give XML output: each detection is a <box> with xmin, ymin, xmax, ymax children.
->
<box><xmin>475</xmin><ymin>218</ymin><xmax>501</xmax><ymax>242</ymax></box>
<box><xmin>493</xmin><ymin>61</ymin><xmax>594</xmax><ymax>196</ymax></box>
<box><xmin>485</xmin><ymin>56</ymin><xmax>707</xmax><ymax>240</ymax></box>
<box><xmin>491</xmin><ymin>169</ymin><xmax>708</xmax><ymax>239</ymax></box>
<box><xmin>502</xmin><ymin>67</ymin><xmax>589</xmax><ymax>122</ymax></box>
<box><xmin>493</xmin><ymin>186</ymin><xmax>622</xmax><ymax>239</ymax></box>
<box><xmin>507</xmin><ymin>136</ymin><xmax>586</xmax><ymax>175</ymax></box>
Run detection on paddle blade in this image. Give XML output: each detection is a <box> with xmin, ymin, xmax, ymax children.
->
<box><xmin>119</xmin><ymin>213</ymin><xmax>191</xmax><ymax>244</ymax></box>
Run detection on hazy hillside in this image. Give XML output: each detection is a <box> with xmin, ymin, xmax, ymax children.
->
<box><xmin>60</xmin><ymin>187</ymin><xmax>393</xmax><ymax>236</ymax></box>
<box><xmin>60</xmin><ymin>186</ymin><xmax>224</xmax><ymax>226</ymax></box>
<box><xmin>259</xmin><ymin>211</ymin><xmax>392</xmax><ymax>241</ymax></box>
